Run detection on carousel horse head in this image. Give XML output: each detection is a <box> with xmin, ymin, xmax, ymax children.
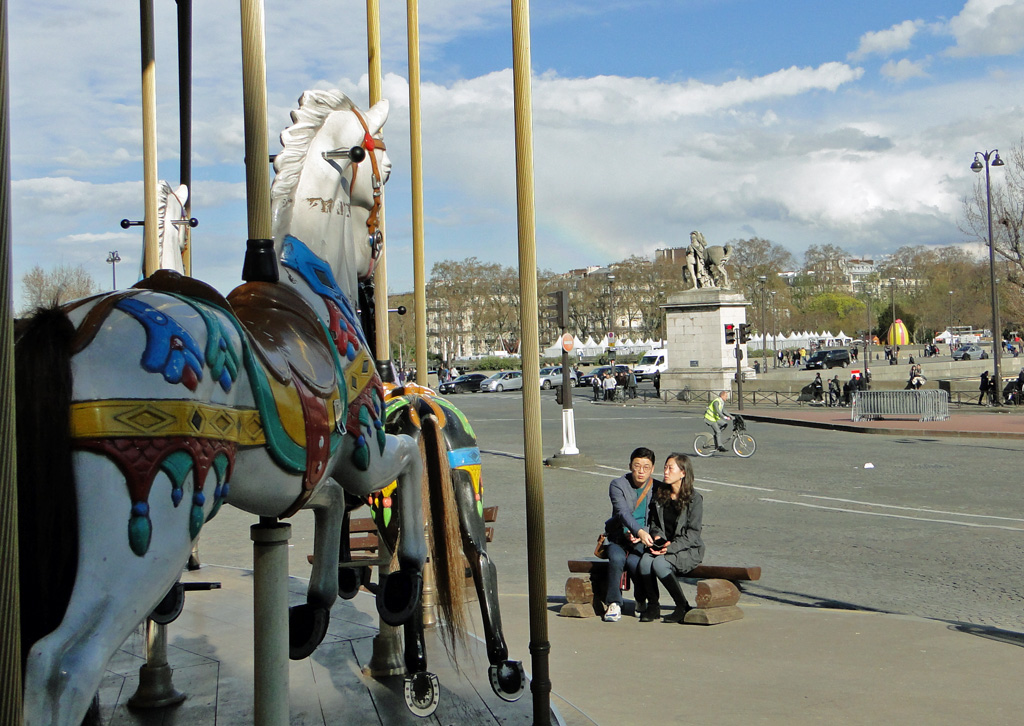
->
<box><xmin>272</xmin><ymin>90</ymin><xmax>391</xmax><ymax>298</ymax></box>
<box><xmin>156</xmin><ymin>181</ymin><xmax>189</xmax><ymax>274</ymax></box>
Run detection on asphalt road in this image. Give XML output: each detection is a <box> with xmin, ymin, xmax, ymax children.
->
<box><xmin>196</xmin><ymin>389</ymin><xmax>1024</xmax><ymax>634</ymax></box>
<box><xmin>457</xmin><ymin>390</ymin><xmax>1024</xmax><ymax>633</ymax></box>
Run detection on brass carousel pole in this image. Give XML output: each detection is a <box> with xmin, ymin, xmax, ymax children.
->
<box><xmin>366</xmin><ymin>0</ymin><xmax>391</xmax><ymax>363</ymax></box>
<box><xmin>239</xmin><ymin>1</ymin><xmax>290</xmax><ymax>724</ymax></box>
<box><xmin>0</xmin><ymin>0</ymin><xmax>23</xmax><ymax>720</ymax></box>
<box><xmin>140</xmin><ymin>0</ymin><xmax>159</xmax><ymax>278</ymax></box>
<box><xmin>362</xmin><ymin>0</ymin><xmax>406</xmax><ymax>677</ymax></box>
<box><xmin>510</xmin><ymin>2</ymin><xmax>551</xmax><ymax>722</ymax></box>
<box><xmin>407</xmin><ymin>0</ymin><xmax>427</xmax><ymax>385</ymax></box>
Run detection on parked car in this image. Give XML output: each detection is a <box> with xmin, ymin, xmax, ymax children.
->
<box><xmin>481</xmin><ymin>370</ymin><xmax>524</xmax><ymax>392</ymax></box>
<box><xmin>438</xmin><ymin>372</ymin><xmax>489</xmax><ymax>394</ymax></box>
<box><xmin>804</xmin><ymin>349</ymin><xmax>851</xmax><ymax>370</ymax></box>
<box><xmin>538</xmin><ymin>365</ymin><xmax>578</xmax><ymax>389</ymax></box>
<box><xmin>578</xmin><ymin>364</ymin><xmax>632</xmax><ymax>388</ymax></box>
<box><xmin>952</xmin><ymin>343</ymin><xmax>989</xmax><ymax>361</ymax></box>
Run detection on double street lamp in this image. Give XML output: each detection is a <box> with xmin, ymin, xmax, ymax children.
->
<box><xmin>106</xmin><ymin>250</ymin><xmax>121</xmax><ymax>290</ymax></box>
<box><xmin>972</xmin><ymin>149</ymin><xmax>1005</xmax><ymax>404</ymax></box>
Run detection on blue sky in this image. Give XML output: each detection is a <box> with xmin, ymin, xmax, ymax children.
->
<box><xmin>8</xmin><ymin>1</ymin><xmax>1024</xmax><ymax>307</ymax></box>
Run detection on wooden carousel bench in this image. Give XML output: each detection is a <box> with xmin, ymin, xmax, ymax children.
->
<box><xmin>560</xmin><ymin>557</ymin><xmax>761</xmax><ymax>625</ymax></box>
<box><xmin>309</xmin><ymin>506</ymin><xmax>499</xmax><ymax>597</ymax></box>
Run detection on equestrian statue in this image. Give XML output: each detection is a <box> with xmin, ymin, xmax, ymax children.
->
<box><xmin>683</xmin><ymin>230</ymin><xmax>732</xmax><ymax>289</ymax></box>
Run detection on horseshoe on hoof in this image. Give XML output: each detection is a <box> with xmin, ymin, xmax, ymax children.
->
<box><xmin>404</xmin><ymin>671</ymin><xmax>440</xmax><ymax>716</ymax></box>
<box><xmin>377</xmin><ymin>569</ymin><xmax>422</xmax><ymax>626</ymax></box>
<box><xmin>337</xmin><ymin>565</ymin><xmax>366</xmax><ymax>600</ymax></box>
<box><xmin>489</xmin><ymin>660</ymin><xmax>526</xmax><ymax>702</ymax></box>
<box><xmin>288</xmin><ymin>603</ymin><xmax>330</xmax><ymax>660</ymax></box>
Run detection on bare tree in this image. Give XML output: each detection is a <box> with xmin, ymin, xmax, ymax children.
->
<box><xmin>20</xmin><ymin>264</ymin><xmax>97</xmax><ymax>314</ymax></box>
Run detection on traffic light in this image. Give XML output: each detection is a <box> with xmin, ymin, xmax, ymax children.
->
<box><xmin>724</xmin><ymin>323</ymin><xmax>736</xmax><ymax>345</ymax></box>
<box><xmin>545</xmin><ymin>289</ymin><xmax>569</xmax><ymax>329</ymax></box>
<box><xmin>739</xmin><ymin>323</ymin><xmax>751</xmax><ymax>344</ymax></box>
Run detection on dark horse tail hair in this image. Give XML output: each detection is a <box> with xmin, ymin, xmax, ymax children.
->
<box><xmin>15</xmin><ymin>307</ymin><xmax>79</xmax><ymax>670</ymax></box>
<box><xmin>419</xmin><ymin>416</ymin><xmax>467</xmax><ymax>659</ymax></box>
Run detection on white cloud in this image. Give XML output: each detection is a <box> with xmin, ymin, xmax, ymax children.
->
<box><xmin>881</xmin><ymin>58</ymin><xmax>930</xmax><ymax>81</ymax></box>
<box><xmin>849</xmin><ymin>20</ymin><xmax>924</xmax><ymax>60</ymax></box>
<box><xmin>946</xmin><ymin>0</ymin><xmax>1024</xmax><ymax>56</ymax></box>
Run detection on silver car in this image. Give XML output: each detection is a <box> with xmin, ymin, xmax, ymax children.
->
<box><xmin>952</xmin><ymin>343</ymin><xmax>988</xmax><ymax>361</ymax></box>
<box><xmin>481</xmin><ymin>370</ymin><xmax>523</xmax><ymax>392</ymax></box>
<box><xmin>538</xmin><ymin>365</ymin><xmax>578</xmax><ymax>389</ymax></box>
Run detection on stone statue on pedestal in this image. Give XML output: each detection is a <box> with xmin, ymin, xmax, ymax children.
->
<box><xmin>683</xmin><ymin>230</ymin><xmax>733</xmax><ymax>289</ymax></box>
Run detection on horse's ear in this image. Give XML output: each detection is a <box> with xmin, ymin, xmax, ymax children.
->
<box><xmin>364</xmin><ymin>99</ymin><xmax>390</xmax><ymax>135</ymax></box>
<box><xmin>174</xmin><ymin>184</ymin><xmax>189</xmax><ymax>207</ymax></box>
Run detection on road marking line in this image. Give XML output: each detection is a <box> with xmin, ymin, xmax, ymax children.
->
<box><xmin>800</xmin><ymin>495</ymin><xmax>1024</xmax><ymax>523</ymax></box>
<box><xmin>698</xmin><ymin>478</ymin><xmax>775</xmax><ymax>492</ymax></box>
<box><xmin>761</xmin><ymin>498</ymin><xmax>1024</xmax><ymax>531</ymax></box>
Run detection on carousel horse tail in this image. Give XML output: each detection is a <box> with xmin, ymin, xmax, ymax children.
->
<box><xmin>14</xmin><ymin>307</ymin><xmax>79</xmax><ymax>669</ymax></box>
<box><xmin>420</xmin><ymin>415</ymin><xmax>468</xmax><ymax>657</ymax></box>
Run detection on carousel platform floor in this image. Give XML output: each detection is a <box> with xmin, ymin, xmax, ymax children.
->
<box><xmin>96</xmin><ymin>564</ymin><xmax>581</xmax><ymax>726</ymax></box>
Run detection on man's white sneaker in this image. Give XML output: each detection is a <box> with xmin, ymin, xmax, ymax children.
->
<box><xmin>603</xmin><ymin>602</ymin><xmax>622</xmax><ymax>622</ymax></box>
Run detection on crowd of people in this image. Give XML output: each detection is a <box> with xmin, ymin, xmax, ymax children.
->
<box><xmin>591</xmin><ymin>368</ymin><xmax>638</xmax><ymax>402</ymax></box>
<box><xmin>807</xmin><ymin>371</ymin><xmax>869</xmax><ymax>406</ymax></box>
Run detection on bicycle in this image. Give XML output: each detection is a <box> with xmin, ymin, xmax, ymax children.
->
<box><xmin>694</xmin><ymin>415</ymin><xmax>756</xmax><ymax>458</ymax></box>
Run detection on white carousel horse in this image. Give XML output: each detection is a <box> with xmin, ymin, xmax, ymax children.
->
<box><xmin>17</xmin><ymin>90</ymin><xmax>458</xmax><ymax>725</ymax></box>
<box><xmin>156</xmin><ymin>181</ymin><xmax>189</xmax><ymax>274</ymax></box>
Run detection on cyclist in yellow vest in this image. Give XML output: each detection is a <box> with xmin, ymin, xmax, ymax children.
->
<box><xmin>704</xmin><ymin>390</ymin><xmax>732</xmax><ymax>452</ymax></box>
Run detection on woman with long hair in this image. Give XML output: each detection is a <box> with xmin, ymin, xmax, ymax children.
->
<box><xmin>638</xmin><ymin>453</ymin><xmax>705</xmax><ymax>623</ymax></box>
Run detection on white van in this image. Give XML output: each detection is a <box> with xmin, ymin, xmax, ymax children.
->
<box><xmin>634</xmin><ymin>349</ymin><xmax>667</xmax><ymax>381</ymax></box>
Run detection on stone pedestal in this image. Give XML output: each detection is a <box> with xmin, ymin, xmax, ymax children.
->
<box><xmin>661</xmin><ymin>288</ymin><xmax>754</xmax><ymax>392</ymax></box>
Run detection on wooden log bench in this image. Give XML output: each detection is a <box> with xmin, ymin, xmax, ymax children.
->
<box><xmin>309</xmin><ymin>506</ymin><xmax>499</xmax><ymax>599</ymax></box>
<box><xmin>561</xmin><ymin>557</ymin><xmax>761</xmax><ymax>625</ymax></box>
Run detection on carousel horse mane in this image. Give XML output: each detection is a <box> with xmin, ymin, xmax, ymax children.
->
<box><xmin>272</xmin><ymin>89</ymin><xmax>357</xmax><ymax>210</ymax></box>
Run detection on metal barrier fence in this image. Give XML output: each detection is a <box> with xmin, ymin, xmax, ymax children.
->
<box><xmin>851</xmin><ymin>390</ymin><xmax>950</xmax><ymax>422</ymax></box>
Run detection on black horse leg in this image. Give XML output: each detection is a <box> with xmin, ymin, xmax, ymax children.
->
<box><xmin>337</xmin><ymin>499</ymin><xmax>367</xmax><ymax>600</ymax></box>
<box><xmin>452</xmin><ymin>469</ymin><xmax>525</xmax><ymax>701</ymax></box>
<box><xmin>401</xmin><ymin>611</ymin><xmax>439</xmax><ymax>716</ymax></box>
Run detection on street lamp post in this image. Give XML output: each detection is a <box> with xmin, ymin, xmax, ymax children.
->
<box><xmin>865</xmin><ymin>289</ymin><xmax>872</xmax><ymax>366</ymax></box>
<box><xmin>888</xmin><ymin>277</ymin><xmax>896</xmax><ymax>334</ymax></box>
<box><xmin>972</xmin><ymin>149</ymin><xmax>1005</xmax><ymax>404</ymax></box>
<box><xmin>758</xmin><ymin>275</ymin><xmax>767</xmax><ymax>376</ymax></box>
<box><xmin>607</xmin><ymin>273</ymin><xmax>615</xmax><ymax>365</ymax></box>
<box><xmin>106</xmin><ymin>250</ymin><xmax>121</xmax><ymax>290</ymax></box>
<box><xmin>948</xmin><ymin>290</ymin><xmax>953</xmax><ymax>348</ymax></box>
<box><xmin>769</xmin><ymin>291</ymin><xmax>777</xmax><ymax>366</ymax></box>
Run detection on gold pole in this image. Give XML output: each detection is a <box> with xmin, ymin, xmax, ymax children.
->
<box><xmin>510</xmin><ymin>2</ymin><xmax>550</xmax><ymax>722</ymax></box>
<box><xmin>140</xmin><ymin>0</ymin><xmax>159</xmax><ymax>278</ymax></box>
<box><xmin>0</xmin><ymin>0</ymin><xmax>23</xmax><ymax>718</ymax></box>
<box><xmin>238</xmin><ymin>0</ymin><xmax>272</xmax><ymax>242</ymax></box>
<box><xmin>407</xmin><ymin>0</ymin><xmax>427</xmax><ymax>384</ymax></box>
<box><xmin>367</xmin><ymin>0</ymin><xmax>391</xmax><ymax>361</ymax></box>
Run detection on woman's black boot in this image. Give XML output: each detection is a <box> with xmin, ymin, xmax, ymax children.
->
<box><xmin>659</xmin><ymin>574</ymin><xmax>690</xmax><ymax>623</ymax></box>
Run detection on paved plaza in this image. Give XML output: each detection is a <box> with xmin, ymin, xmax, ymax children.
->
<box><xmin>96</xmin><ymin>392</ymin><xmax>1024</xmax><ymax>725</ymax></box>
